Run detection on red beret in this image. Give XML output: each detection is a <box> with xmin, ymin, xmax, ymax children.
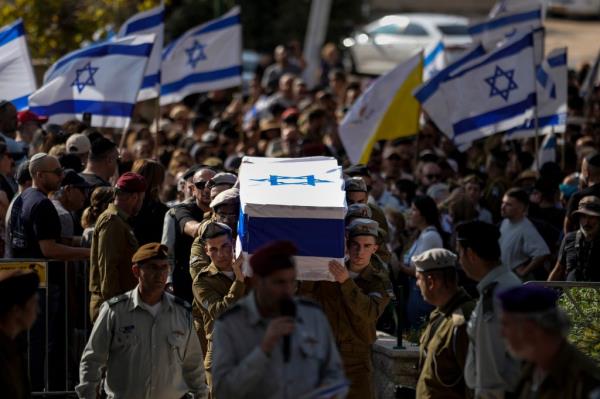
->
<box><xmin>116</xmin><ymin>172</ymin><xmax>147</xmax><ymax>193</ymax></box>
<box><xmin>250</xmin><ymin>240</ymin><xmax>297</xmax><ymax>277</ymax></box>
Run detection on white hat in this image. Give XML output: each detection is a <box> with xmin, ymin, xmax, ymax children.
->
<box><xmin>66</xmin><ymin>133</ymin><xmax>91</xmax><ymax>155</ymax></box>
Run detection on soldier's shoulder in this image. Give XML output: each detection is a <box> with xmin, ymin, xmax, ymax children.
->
<box><xmin>217</xmin><ymin>302</ymin><xmax>244</xmax><ymax>321</ymax></box>
<box><xmin>107</xmin><ymin>294</ymin><xmax>128</xmax><ymax>307</ymax></box>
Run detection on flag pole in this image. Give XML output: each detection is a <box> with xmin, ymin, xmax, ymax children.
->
<box><xmin>532</xmin><ymin>47</ymin><xmax>540</xmax><ymax>170</ymax></box>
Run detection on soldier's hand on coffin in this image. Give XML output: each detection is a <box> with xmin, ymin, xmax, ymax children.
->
<box><xmin>233</xmin><ymin>253</ymin><xmax>244</xmax><ymax>282</ymax></box>
<box><xmin>260</xmin><ymin>317</ymin><xmax>295</xmax><ymax>354</ymax></box>
<box><xmin>328</xmin><ymin>260</ymin><xmax>349</xmax><ymax>284</ymax></box>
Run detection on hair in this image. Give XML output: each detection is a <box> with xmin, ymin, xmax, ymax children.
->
<box><xmin>131</xmin><ymin>159</ymin><xmax>165</xmax><ymax>201</ymax></box>
<box><xmin>447</xmin><ymin>193</ymin><xmax>479</xmax><ymax>224</ymax></box>
<box><xmin>61</xmin><ymin>119</ymin><xmax>88</xmax><ymax>135</ymax></box>
<box><xmin>81</xmin><ymin>187</ymin><xmax>114</xmax><ymax>229</ymax></box>
<box><xmin>461</xmin><ymin>174</ymin><xmax>483</xmax><ymax>188</ymax></box>
<box><xmin>413</xmin><ymin>195</ymin><xmax>442</xmax><ymax>232</ymax></box>
<box><xmin>505</xmin><ymin>187</ymin><xmax>530</xmax><ymax>207</ymax></box>
<box><xmin>456</xmin><ymin>221</ymin><xmax>501</xmax><ymax>262</ymax></box>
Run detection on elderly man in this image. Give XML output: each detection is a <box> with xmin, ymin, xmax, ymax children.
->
<box><xmin>498</xmin><ymin>285</ymin><xmax>600</xmax><ymax>398</ymax></box>
<box><xmin>77</xmin><ymin>243</ymin><xmax>205</xmax><ymax>399</ymax></box>
<box><xmin>549</xmin><ymin>195</ymin><xmax>600</xmax><ymax>281</ymax></box>
<box><xmin>211</xmin><ymin>240</ymin><xmax>347</xmax><ymax>399</ymax></box>
<box><xmin>456</xmin><ymin>220</ymin><xmax>522</xmax><ymax>398</ymax></box>
<box><xmin>414</xmin><ymin>248</ymin><xmax>475</xmax><ymax>399</ymax></box>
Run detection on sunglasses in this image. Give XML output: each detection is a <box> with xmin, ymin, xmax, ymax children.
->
<box><xmin>194</xmin><ymin>181</ymin><xmax>209</xmax><ymax>190</ymax></box>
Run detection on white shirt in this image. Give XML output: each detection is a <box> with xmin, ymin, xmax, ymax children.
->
<box><xmin>499</xmin><ymin>217</ymin><xmax>550</xmax><ymax>270</ymax></box>
<box><xmin>76</xmin><ymin>288</ymin><xmax>205</xmax><ymax>399</ymax></box>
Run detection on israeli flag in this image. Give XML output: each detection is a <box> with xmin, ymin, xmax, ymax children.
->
<box><xmin>118</xmin><ymin>4</ymin><xmax>164</xmax><ymax>101</ymax></box>
<box><xmin>0</xmin><ymin>20</ymin><xmax>37</xmax><ymax>111</ymax></box>
<box><xmin>415</xmin><ymin>31</ymin><xmax>537</xmax><ymax>146</ymax></box>
<box><xmin>489</xmin><ymin>0</ymin><xmax>543</xmax><ymax>17</ymax></box>
<box><xmin>160</xmin><ymin>6</ymin><xmax>242</xmax><ymax>105</ymax></box>
<box><xmin>29</xmin><ymin>34</ymin><xmax>154</xmax><ymax>128</ymax></box>
<box><xmin>237</xmin><ymin>156</ymin><xmax>346</xmax><ymax>281</ymax></box>
<box><xmin>423</xmin><ymin>40</ymin><xmax>445</xmax><ymax>81</ymax></box>
<box><xmin>469</xmin><ymin>5</ymin><xmax>542</xmax><ymax>47</ymax></box>
<box><xmin>534</xmin><ymin>133</ymin><xmax>557</xmax><ymax>169</ymax></box>
<box><xmin>506</xmin><ymin>47</ymin><xmax>567</xmax><ymax>140</ymax></box>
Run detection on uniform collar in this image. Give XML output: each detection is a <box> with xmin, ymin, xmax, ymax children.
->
<box><xmin>346</xmin><ymin>260</ymin><xmax>374</xmax><ymax>280</ymax></box>
<box><xmin>205</xmin><ymin>262</ymin><xmax>221</xmax><ymax>276</ymax></box>
<box><xmin>438</xmin><ymin>288</ymin><xmax>471</xmax><ymax>317</ymax></box>
<box><xmin>107</xmin><ymin>203</ymin><xmax>130</xmax><ymax>221</ymax></box>
<box><xmin>477</xmin><ymin>265</ymin><xmax>509</xmax><ymax>294</ymax></box>
<box><xmin>129</xmin><ymin>286</ymin><xmax>173</xmax><ymax>313</ymax></box>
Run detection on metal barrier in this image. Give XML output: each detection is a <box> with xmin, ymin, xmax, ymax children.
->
<box><xmin>0</xmin><ymin>258</ymin><xmax>90</xmax><ymax>397</ymax></box>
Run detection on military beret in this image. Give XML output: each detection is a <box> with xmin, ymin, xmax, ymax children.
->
<box><xmin>343</xmin><ymin>164</ymin><xmax>370</xmax><ymax>177</ymax></box>
<box><xmin>200</xmin><ymin>221</ymin><xmax>232</xmax><ymax>240</ymax></box>
<box><xmin>116</xmin><ymin>172</ymin><xmax>147</xmax><ymax>193</ymax></box>
<box><xmin>132</xmin><ymin>242</ymin><xmax>168</xmax><ymax>264</ymax></box>
<box><xmin>346</xmin><ymin>203</ymin><xmax>372</xmax><ymax>220</ymax></box>
<box><xmin>346</xmin><ymin>218</ymin><xmax>379</xmax><ymax>238</ymax></box>
<box><xmin>0</xmin><ymin>270</ymin><xmax>39</xmax><ymax>316</ymax></box>
<box><xmin>210</xmin><ymin>172</ymin><xmax>237</xmax><ymax>187</ymax></box>
<box><xmin>210</xmin><ymin>187</ymin><xmax>240</xmax><ymax>209</ymax></box>
<box><xmin>412</xmin><ymin>248</ymin><xmax>457</xmax><ymax>273</ymax></box>
<box><xmin>250</xmin><ymin>240</ymin><xmax>297</xmax><ymax>277</ymax></box>
<box><xmin>345</xmin><ymin>177</ymin><xmax>367</xmax><ymax>193</ymax></box>
<box><xmin>497</xmin><ymin>285</ymin><xmax>559</xmax><ymax>313</ymax></box>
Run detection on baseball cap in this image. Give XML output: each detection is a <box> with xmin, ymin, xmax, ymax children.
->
<box><xmin>17</xmin><ymin>110</ymin><xmax>48</xmax><ymax>125</ymax></box>
<box><xmin>66</xmin><ymin>133</ymin><xmax>91</xmax><ymax>155</ymax></box>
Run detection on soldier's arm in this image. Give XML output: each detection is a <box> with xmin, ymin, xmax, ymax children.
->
<box><xmin>193</xmin><ymin>277</ymin><xmax>245</xmax><ymax>320</ymax></box>
<box><xmin>75</xmin><ymin>303</ymin><xmax>113</xmax><ymax>398</ymax></box>
<box><xmin>338</xmin><ymin>277</ymin><xmax>390</xmax><ymax>322</ymax></box>
<box><xmin>181</xmin><ymin>312</ymin><xmax>206</xmax><ymax>396</ymax></box>
<box><xmin>97</xmin><ymin>222</ymin><xmax>126</xmax><ymax>300</ymax></box>
<box><xmin>212</xmin><ymin>318</ymin><xmax>271</xmax><ymax>399</ymax></box>
<box><xmin>189</xmin><ymin>235</ymin><xmax>211</xmax><ymax>281</ymax></box>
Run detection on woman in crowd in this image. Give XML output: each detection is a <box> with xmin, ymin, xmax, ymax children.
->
<box><xmin>80</xmin><ymin>187</ymin><xmax>114</xmax><ymax>248</ymax></box>
<box><xmin>131</xmin><ymin>159</ymin><xmax>168</xmax><ymax>245</ymax></box>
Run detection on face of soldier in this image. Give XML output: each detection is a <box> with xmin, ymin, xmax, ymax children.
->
<box><xmin>215</xmin><ymin>203</ymin><xmax>239</xmax><ymax>232</ymax></box>
<box><xmin>134</xmin><ymin>259</ymin><xmax>169</xmax><ymax>292</ymax></box>
<box><xmin>415</xmin><ymin>272</ymin><xmax>435</xmax><ymax>304</ymax></box>
<box><xmin>580</xmin><ymin>214</ymin><xmax>600</xmax><ymax>238</ymax></box>
<box><xmin>205</xmin><ymin>234</ymin><xmax>234</xmax><ymax>270</ymax></box>
<box><xmin>346</xmin><ymin>191</ymin><xmax>368</xmax><ymax>205</ymax></box>
<box><xmin>457</xmin><ymin>244</ymin><xmax>478</xmax><ymax>281</ymax></box>
<box><xmin>500</xmin><ymin>312</ymin><xmax>537</xmax><ymax>361</ymax></box>
<box><xmin>255</xmin><ymin>268</ymin><xmax>297</xmax><ymax>313</ymax></box>
<box><xmin>348</xmin><ymin>235</ymin><xmax>378</xmax><ymax>268</ymax></box>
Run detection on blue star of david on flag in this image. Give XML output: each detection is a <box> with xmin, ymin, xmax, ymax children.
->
<box><xmin>185</xmin><ymin>40</ymin><xmax>207</xmax><ymax>68</ymax></box>
<box><xmin>485</xmin><ymin>65</ymin><xmax>518</xmax><ymax>102</ymax></box>
<box><xmin>250</xmin><ymin>175</ymin><xmax>333</xmax><ymax>186</ymax></box>
<box><xmin>72</xmin><ymin>62</ymin><xmax>99</xmax><ymax>93</ymax></box>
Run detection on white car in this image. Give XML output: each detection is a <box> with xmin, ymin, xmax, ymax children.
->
<box><xmin>547</xmin><ymin>0</ymin><xmax>600</xmax><ymax>17</ymax></box>
<box><xmin>342</xmin><ymin>13</ymin><xmax>472</xmax><ymax>76</ymax></box>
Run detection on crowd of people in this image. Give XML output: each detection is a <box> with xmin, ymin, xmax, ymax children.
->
<box><xmin>0</xmin><ymin>40</ymin><xmax>599</xmax><ymax>399</ymax></box>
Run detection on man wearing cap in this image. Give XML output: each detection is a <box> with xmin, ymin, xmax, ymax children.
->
<box><xmin>89</xmin><ymin>172</ymin><xmax>146</xmax><ymax>321</ymax></box>
<box><xmin>77</xmin><ymin>243</ymin><xmax>205</xmax><ymax>399</ymax></box>
<box><xmin>79</xmin><ymin>137</ymin><xmax>118</xmax><ymax>191</ymax></box>
<box><xmin>0</xmin><ymin>270</ymin><xmax>40</xmax><ymax>398</ymax></box>
<box><xmin>498</xmin><ymin>285</ymin><xmax>600</xmax><ymax>398</ymax></box>
<box><xmin>456</xmin><ymin>220</ymin><xmax>522</xmax><ymax>398</ymax></box>
<box><xmin>17</xmin><ymin>110</ymin><xmax>47</xmax><ymax>144</ymax></box>
<box><xmin>207</xmin><ymin>171</ymin><xmax>237</xmax><ymax>202</ymax></box>
<box><xmin>66</xmin><ymin>133</ymin><xmax>91</xmax><ymax>167</ymax></box>
<box><xmin>192</xmin><ymin>221</ymin><xmax>247</xmax><ymax>393</ymax></box>
<box><xmin>51</xmin><ymin>169</ymin><xmax>90</xmax><ymax>239</ymax></box>
<box><xmin>414</xmin><ymin>248</ymin><xmax>475</xmax><ymax>399</ymax></box>
<box><xmin>549</xmin><ymin>195</ymin><xmax>600</xmax><ymax>282</ymax></box>
<box><xmin>298</xmin><ymin>218</ymin><xmax>391</xmax><ymax>399</ymax></box>
<box><xmin>211</xmin><ymin>240</ymin><xmax>347</xmax><ymax>399</ymax></box>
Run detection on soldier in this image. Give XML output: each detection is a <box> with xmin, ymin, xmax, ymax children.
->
<box><xmin>498</xmin><ymin>285</ymin><xmax>600</xmax><ymax>399</ymax></box>
<box><xmin>298</xmin><ymin>218</ymin><xmax>391</xmax><ymax>399</ymax></box>
<box><xmin>192</xmin><ymin>221</ymin><xmax>247</xmax><ymax>393</ymax></box>
<box><xmin>456</xmin><ymin>220</ymin><xmax>522</xmax><ymax>398</ymax></box>
<box><xmin>0</xmin><ymin>270</ymin><xmax>39</xmax><ymax>399</ymax></box>
<box><xmin>211</xmin><ymin>240</ymin><xmax>347</xmax><ymax>399</ymax></box>
<box><xmin>414</xmin><ymin>248</ymin><xmax>475</xmax><ymax>399</ymax></box>
<box><xmin>89</xmin><ymin>172</ymin><xmax>146</xmax><ymax>322</ymax></box>
<box><xmin>77</xmin><ymin>243</ymin><xmax>205</xmax><ymax>399</ymax></box>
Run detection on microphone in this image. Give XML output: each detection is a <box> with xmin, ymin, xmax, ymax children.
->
<box><xmin>280</xmin><ymin>297</ymin><xmax>296</xmax><ymax>363</ymax></box>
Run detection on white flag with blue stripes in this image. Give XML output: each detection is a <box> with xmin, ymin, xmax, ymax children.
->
<box><xmin>534</xmin><ymin>133</ymin><xmax>557</xmax><ymax>169</ymax></box>
<box><xmin>415</xmin><ymin>31</ymin><xmax>537</xmax><ymax>146</ymax></box>
<box><xmin>29</xmin><ymin>34</ymin><xmax>154</xmax><ymax>128</ymax></box>
<box><xmin>506</xmin><ymin>47</ymin><xmax>567</xmax><ymax>140</ymax></box>
<box><xmin>0</xmin><ymin>20</ymin><xmax>36</xmax><ymax>111</ymax></box>
<box><xmin>160</xmin><ymin>6</ymin><xmax>242</xmax><ymax>105</ymax></box>
<box><xmin>118</xmin><ymin>4</ymin><xmax>164</xmax><ymax>101</ymax></box>
<box><xmin>423</xmin><ymin>40</ymin><xmax>445</xmax><ymax>81</ymax></box>
<box><xmin>469</xmin><ymin>5</ymin><xmax>542</xmax><ymax>47</ymax></box>
<box><xmin>489</xmin><ymin>0</ymin><xmax>543</xmax><ymax>17</ymax></box>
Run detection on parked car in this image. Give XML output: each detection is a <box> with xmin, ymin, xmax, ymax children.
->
<box><xmin>342</xmin><ymin>13</ymin><xmax>472</xmax><ymax>76</ymax></box>
<box><xmin>547</xmin><ymin>0</ymin><xmax>600</xmax><ymax>17</ymax></box>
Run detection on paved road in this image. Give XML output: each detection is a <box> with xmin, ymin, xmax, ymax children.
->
<box><xmin>546</xmin><ymin>17</ymin><xmax>600</xmax><ymax>67</ymax></box>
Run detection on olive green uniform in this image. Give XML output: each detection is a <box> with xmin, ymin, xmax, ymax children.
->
<box><xmin>298</xmin><ymin>262</ymin><xmax>391</xmax><ymax>399</ymax></box>
<box><xmin>192</xmin><ymin>262</ymin><xmax>247</xmax><ymax>390</ymax></box>
<box><xmin>515</xmin><ymin>341</ymin><xmax>600</xmax><ymax>399</ymax></box>
<box><xmin>89</xmin><ymin>203</ymin><xmax>138</xmax><ymax>322</ymax></box>
<box><xmin>417</xmin><ymin>288</ymin><xmax>475</xmax><ymax>399</ymax></box>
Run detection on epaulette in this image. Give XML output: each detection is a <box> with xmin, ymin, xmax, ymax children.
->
<box><xmin>107</xmin><ymin>294</ymin><xmax>128</xmax><ymax>307</ymax></box>
<box><xmin>451</xmin><ymin>308</ymin><xmax>466</xmax><ymax>326</ymax></box>
<box><xmin>217</xmin><ymin>303</ymin><xmax>243</xmax><ymax>320</ymax></box>
<box><xmin>173</xmin><ymin>297</ymin><xmax>192</xmax><ymax>311</ymax></box>
<box><xmin>297</xmin><ymin>297</ymin><xmax>322</xmax><ymax>309</ymax></box>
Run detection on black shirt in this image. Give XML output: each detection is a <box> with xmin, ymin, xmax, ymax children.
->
<box><xmin>558</xmin><ymin>231</ymin><xmax>600</xmax><ymax>282</ymax></box>
<box><xmin>8</xmin><ymin>187</ymin><xmax>61</xmax><ymax>259</ymax></box>
<box><xmin>131</xmin><ymin>198</ymin><xmax>168</xmax><ymax>245</ymax></box>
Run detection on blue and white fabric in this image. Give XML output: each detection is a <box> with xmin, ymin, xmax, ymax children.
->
<box><xmin>29</xmin><ymin>34</ymin><xmax>154</xmax><ymax>128</ymax></box>
<box><xmin>423</xmin><ymin>40</ymin><xmax>445</xmax><ymax>81</ymax></box>
<box><xmin>160</xmin><ymin>6</ymin><xmax>242</xmax><ymax>105</ymax></box>
<box><xmin>469</xmin><ymin>5</ymin><xmax>542</xmax><ymax>47</ymax></box>
<box><xmin>0</xmin><ymin>19</ymin><xmax>36</xmax><ymax>110</ymax></box>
